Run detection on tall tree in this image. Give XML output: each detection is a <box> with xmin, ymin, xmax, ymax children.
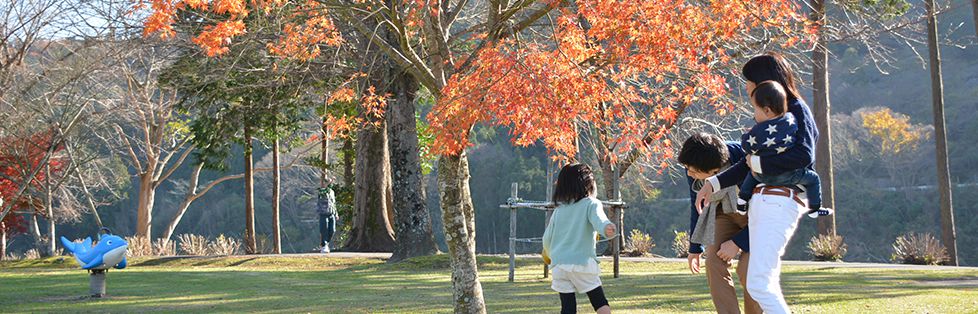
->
<box><xmin>345</xmin><ymin>117</ymin><xmax>397</xmax><ymax>251</ymax></box>
<box><xmin>112</xmin><ymin>46</ymin><xmax>194</xmax><ymax>242</ymax></box>
<box><xmin>924</xmin><ymin>0</ymin><xmax>958</xmax><ymax>266</ymax></box>
<box><xmin>811</xmin><ymin>0</ymin><xmax>836</xmax><ymax>236</ymax></box>
<box><xmin>387</xmin><ymin>68</ymin><xmax>439</xmax><ymax>261</ymax></box>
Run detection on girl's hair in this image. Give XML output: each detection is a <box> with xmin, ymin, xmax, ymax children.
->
<box><xmin>552</xmin><ymin>163</ymin><xmax>596</xmax><ymax>204</ymax></box>
<box><xmin>742</xmin><ymin>52</ymin><xmax>803</xmax><ymax>102</ymax></box>
<box><xmin>751</xmin><ymin>80</ymin><xmax>788</xmax><ymax>115</ymax></box>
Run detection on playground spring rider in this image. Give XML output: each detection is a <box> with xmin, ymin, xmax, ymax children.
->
<box><xmin>60</xmin><ymin>227</ymin><xmax>129</xmax><ymax>298</ymax></box>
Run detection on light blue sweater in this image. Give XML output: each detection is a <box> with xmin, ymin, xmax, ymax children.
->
<box><xmin>542</xmin><ymin>197</ymin><xmax>613</xmax><ymax>267</ymax></box>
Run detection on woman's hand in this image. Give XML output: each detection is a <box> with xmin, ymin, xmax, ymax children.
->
<box><xmin>694</xmin><ymin>181</ymin><xmax>715</xmax><ymax>214</ymax></box>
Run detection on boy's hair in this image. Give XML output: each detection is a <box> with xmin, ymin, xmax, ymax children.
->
<box><xmin>678</xmin><ymin>132</ymin><xmax>729</xmax><ymax>172</ymax></box>
<box><xmin>552</xmin><ymin>163</ymin><xmax>596</xmax><ymax>204</ymax></box>
<box><xmin>751</xmin><ymin>80</ymin><xmax>788</xmax><ymax>116</ymax></box>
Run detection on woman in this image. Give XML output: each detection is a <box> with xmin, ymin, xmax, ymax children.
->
<box><xmin>694</xmin><ymin>52</ymin><xmax>818</xmax><ymax>314</ymax></box>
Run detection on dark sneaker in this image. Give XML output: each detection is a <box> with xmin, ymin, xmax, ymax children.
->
<box><xmin>807</xmin><ymin>207</ymin><xmax>834</xmax><ymax>219</ymax></box>
<box><xmin>736</xmin><ymin>199</ymin><xmax>748</xmax><ymax>215</ymax></box>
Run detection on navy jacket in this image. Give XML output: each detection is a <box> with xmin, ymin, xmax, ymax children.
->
<box><xmin>688</xmin><ymin>142</ymin><xmax>749</xmax><ymax>254</ymax></box>
<box><xmin>716</xmin><ymin>99</ymin><xmax>819</xmax><ymax>189</ymax></box>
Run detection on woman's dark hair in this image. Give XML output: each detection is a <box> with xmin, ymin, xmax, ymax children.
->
<box><xmin>552</xmin><ymin>163</ymin><xmax>596</xmax><ymax>204</ymax></box>
<box><xmin>751</xmin><ymin>80</ymin><xmax>788</xmax><ymax>115</ymax></box>
<box><xmin>742</xmin><ymin>53</ymin><xmax>803</xmax><ymax>102</ymax></box>
<box><xmin>678</xmin><ymin>132</ymin><xmax>729</xmax><ymax>172</ymax></box>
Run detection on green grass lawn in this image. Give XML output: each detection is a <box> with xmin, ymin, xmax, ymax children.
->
<box><xmin>2</xmin><ymin>255</ymin><xmax>977</xmax><ymax>313</ymax></box>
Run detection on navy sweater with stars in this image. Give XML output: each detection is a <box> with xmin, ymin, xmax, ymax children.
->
<box><xmin>741</xmin><ymin>112</ymin><xmax>798</xmax><ymax>157</ymax></box>
<box><xmin>715</xmin><ymin>98</ymin><xmax>819</xmax><ymax>190</ymax></box>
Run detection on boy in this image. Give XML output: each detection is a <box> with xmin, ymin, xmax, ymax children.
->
<box><xmin>679</xmin><ymin>132</ymin><xmax>760</xmax><ymax>314</ymax></box>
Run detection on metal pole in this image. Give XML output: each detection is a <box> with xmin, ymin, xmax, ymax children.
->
<box><xmin>612</xmin><ymin>167</ymin><xmax>621</xmax><ymax>278</ymax></box>
<box><xmin>509</xmin><ymin>182</ymin><xmax>518</xmax><ymax>282</ymax></box>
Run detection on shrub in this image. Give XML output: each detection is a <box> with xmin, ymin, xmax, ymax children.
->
<box><xmin>208</xmin><ymin>234</ymin><xmax>241</xmax><ymax>256</ymax></box>
<box><xmin>153</xmin><ymin>238</ymin><xmax>176</xmax><ymax>256</ymax></box>
<box><xmin>807</xmin><ymin>234</ymin><xmax>847</xmax><ymax>261</ymax></box>
<box><xmin>24</xmin><ymin>249</ymin><xmax>40</xmax><ymax>260</ymax></box>
<box><xmin>672</xmin><ymin>231</ymin><xmax>690</xmax><ymax>258</ymax></box>
<box><xmin>177</xmin><ymin>234</ymin><xmax>209</xmax><ymax>256</ymax></box>
<box><xmin>891</xmin><ymin>232</ymin><xmax>949</xmax><ymax>265</ymax></box>
<box><xmin>624</xmin><ymin>229</ymin><xmax>654</xmax><ymax>257</ymax></box>
<box><xmin>124</xmin><ymin>236</ymin><xmax>153</xmax><ymax>257</ymax></box>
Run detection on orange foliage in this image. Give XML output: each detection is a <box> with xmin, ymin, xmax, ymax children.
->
<box><xmin>431</xmin><ymin>0</ymin><xmax>810</xmax><ymax>164</ymax></box>
<box><xmin>267</xmin><ymin>1</ymin><xmax>343</xmax><ymax>61</ymax></box>
<box><xmin>192</xmin><ymin>20</ymin><xmax>247</xmax><ymax>57</ymax></box>
<box><xmin>142</xmin><ymin>0</ymin><xmax>339</xmax><ymax>59</ymax></box>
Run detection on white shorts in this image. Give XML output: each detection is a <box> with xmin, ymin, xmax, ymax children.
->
<box><xmin>550</xmin><ymin>260</ymin><xmax>602</xmax><ymax>293</ymax></box>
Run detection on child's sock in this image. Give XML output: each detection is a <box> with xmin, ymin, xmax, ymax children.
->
<box><xmin>806</xmin><ymin>205</ymin><xmax>834</xmax><ymax>218</ymax></box>
<box><xmin>559</xmin><ymin>293</ymin><xmax>577</xmax><ymax>314</ymax></box>
<box><xmin>736</xmin><ymin>198</ymin><xmax>748</xmax><ymax>215</ymax></box>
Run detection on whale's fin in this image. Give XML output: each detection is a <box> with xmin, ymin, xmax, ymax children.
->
<box><xmin>81</xmin><ymin>255</ymin><xmax>104</xmax><ymax>270</ymax></box>
<box><xmin>114</xmin><ymin>257</ymin><xmax>127</xmax><ymax>269</ymax></box>
<box><xmin>60</xmin><ymin>237</ymin><xmax>76</xmax><ymax>254</ymax></box>
<box><xmin>82</xmin><ymin>237</ymin><xmax>92</xmax><ymax>249</ymax></box>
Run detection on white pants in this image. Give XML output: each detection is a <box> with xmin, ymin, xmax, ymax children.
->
<box><xmin>746</xmin><ymin>193</ymin><xmax>807</xmax><ymax>314</ymax></box>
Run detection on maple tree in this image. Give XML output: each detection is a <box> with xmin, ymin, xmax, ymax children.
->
<box><xmin>0</xmin><ymin>131</ymin><xmax>66</xmax><ymax>258</ymax></box>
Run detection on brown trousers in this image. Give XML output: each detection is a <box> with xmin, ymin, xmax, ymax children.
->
<box><xmin>705</xmin><ymin>212</ymin><xmax>761</xmax><ymax>314</ymax></box>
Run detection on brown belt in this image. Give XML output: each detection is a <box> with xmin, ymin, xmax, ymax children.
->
<box><xmin>752</xmin><ymin>186</ymin><xmax>806</xmax><ymax>207</ymax></box>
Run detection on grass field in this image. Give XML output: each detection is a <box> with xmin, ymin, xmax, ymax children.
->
<box><xmin>2</xmin><ymin>254</ymin><xmax>977</xmax><ymax>313</ymax></box>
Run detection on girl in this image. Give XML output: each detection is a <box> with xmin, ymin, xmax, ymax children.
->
<box><xmin>695</xmin><ymin>52</ymin><xmax>818</xmax><ymax>314</ymax></box>
<box><xmin>543</xmin><ymin>163</ymin><xmax>617</xmax><ymax>314</ymax></box>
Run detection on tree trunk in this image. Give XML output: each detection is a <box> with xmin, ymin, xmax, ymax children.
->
<box><xmin>163</xmin><ymin>164</ymin><xmax>203</xmax><ymax>243</ymax></box>
<box><xmin>321</xmin><ymin>112</ymin><xmax>331</xmax><ymax>187</ymax></box>
<box><xmin>811</xmin><ymin>0</ymin><xmax>836</xmax><ymax>236</ymax></box>
<box><xmin>244</xmin><ymin>123</ymin><xmax>258</xmax><ymax>254</ymax></box>
<box><xmin>30</xmin><ymin>213</ymin><xmax>41</xmax><ymax>248</ymax></box>
<box><xmin>597</xmin><ymin>147</ymin><xmax>622</xmax><ymax>256</ymax></box>
<box><xmin>344</xmin><ymin>122</ymin><xmax>396</xmax><ymax>252</ymax></box>
<box><xmin>45</xmin><ymin>163</ymin><xmax>55</xmax><ymax>256</ymax></box>
<box><xmin>437</xmin><ymin>153</ymin><xmax>486</xmax><ymax>314</ymax></box>
<box><xmin>925</xmin><ymin>0</ymin><xmax>958</xmax><ymax>266</ymax></box>
<box><xmin>972</xmin><ymin>0</ymin><xmax>978</xmax><ymax>37</ymax></box>
<box><xmin>343</xmin><ymin>138</ymin><xmax>354</xmax><ymax>188</ymax></box>
<box><xmin>387</xmin><ymin>69</ymin><xmax>438</xmax><ymax>262</ymax></box>
<box><xmin>272</xmin><ymin>138</ymin><xmax>282</xmax><ymax>254</ymax></box>
<box><xmin>135</xmin><ymin>172</ymin><xmax>156</xmax><ymax>241</ymax></box>
<box><xmin>1</xmin><ymin>223</ymin><xmax>7</xmax><ymax>260</ymax></box>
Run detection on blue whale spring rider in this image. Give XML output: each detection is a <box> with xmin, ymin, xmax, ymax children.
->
<box><xmin>61</xmin><ymin>234</ymin><xmax>129</xmax><ymax>270</ymax></box>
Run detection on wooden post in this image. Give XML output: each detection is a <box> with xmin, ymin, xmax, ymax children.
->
<box><xmin>509</xmin><ymin>182</ymin><xmax>518</xmax><ymax>282</ymax></box>
<box><xmin>612</xmin><ymin>167</ymin><xmax>621</xmax><ymax>278</ymax></box>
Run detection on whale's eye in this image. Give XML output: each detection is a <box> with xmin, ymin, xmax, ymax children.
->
<box><xmin>107</xmin><ymin>241</ymin><xmax>112</xmax><ymax>245</ymax></box>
